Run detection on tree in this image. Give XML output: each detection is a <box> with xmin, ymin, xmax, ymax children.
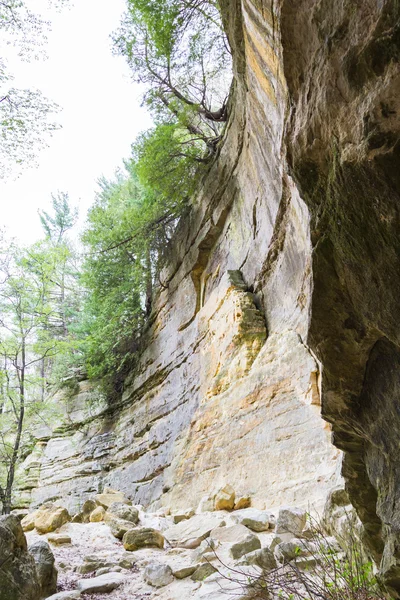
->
<box><xmin>0</xmin><ymin>1</ymin><xmax>68</xmax><ymax>178</ymax></box>
<box><xmin>0</xmin><ymin>237</ymin><xmax>63</xmax><ymax>513</ymax></box>
<box><xmin>39</xmin><ymin>191</ymin><xmax>78</xmax><ymax>245</ymax></box>
<box><xmin>113</xmin><ymin>0</ymin><xmax>232</xmax><ymax>156</ymax></box>
<box><xmin>80</xmin><ymin>162</ymin><xmax>181</xmax><ymax>396</ymax></box>
<box><xmin>38</xmin><ymin>192</ymin><xmax>80</xmax><ymax>339</ymax></box>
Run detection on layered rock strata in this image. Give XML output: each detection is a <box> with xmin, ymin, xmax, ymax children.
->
<box><xmin>21</xmin><ymin>0</ymin><xmax>400</xmax><ymax>593</ymax></box>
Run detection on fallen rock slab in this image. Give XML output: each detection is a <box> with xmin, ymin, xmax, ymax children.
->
<box><xmin>123</xmin><ymin>527</ymin><xmax>164</xmax><ymax>551</ymax></box>
<box><xmin>34</xmin><ymin>505</ymin><xmax>70</xmax><ymax>534</ymax></box>
<box><xmin>77</xmin><ymin>572</ymin><xmax>125</xmax><ymax>594</ymax></box>
<box><xmin>172</xmin><ymin>508</ymin><xmax>195</xmax><ymax>524</ymax></box>
<box><xmin>238</xmin><ymin>546</ymin><xmax>277</xmax><ymax>571</ymax></box>
<box><xmin>47</xmin><ymin>534</ymin><xmax>72</xmax><ymax>545</ymax></box>
<box><xmin>104</xmin><ymin>515</ymin><xmax>136</xmax><ymax>539</ymax></box>
<box><xmin>164</xmin><ymin>513</ymin><xmax>226</xmax><ymax>548</ymax></box>
<box><xmin>276</xmin><ymin>507</ymin><xmax>307</xmax><ymax>537</ymax></box>
<box><xmin>172</xmin><ymin>565</ymin><xmax>197</xmax><ymax>579</ymax></box>
<box><xmin>191</xmin><ymin>563</ymin><xmax>217</xmax><ymax>581</ymax></box>
<box><xmin>45</xmin><ymin>592</ymin><xmax>80</xmax><ymax>600</ymax></box>
<box><xmin>144</xmin><ymin>562</ymin><xmax>174</xmax><ymax>587</ymax></box>
<box><xmin>231</xmin><ymin>508</ymin><xmax>275</xmax><ymax>532</ymax></box>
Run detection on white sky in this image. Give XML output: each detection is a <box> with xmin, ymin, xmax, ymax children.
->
<box><xmin>0</xmin><ymin>0</ymin><xmax>152</xmax><ymax>244</ymax></box>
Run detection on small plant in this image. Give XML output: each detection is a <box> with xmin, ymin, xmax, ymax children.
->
<box><xmin>204</xmin><ymin>514</ymin><xmax>385</xmax><ymax>600</ymax></box>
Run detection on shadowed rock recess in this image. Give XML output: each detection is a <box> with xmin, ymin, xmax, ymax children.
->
<box><xmin>20</xmin><ymin>0</ymin><xmax>400</xmax><ymax>593</ymax></box>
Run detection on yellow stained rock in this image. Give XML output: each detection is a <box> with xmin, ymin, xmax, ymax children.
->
<box><xmin>90</xmin><ymin>506</ymin><xmax>105</xmax><ymax>522</ymax></box>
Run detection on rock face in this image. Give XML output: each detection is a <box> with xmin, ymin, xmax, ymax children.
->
<box><xmin>0</xmin><ymin>515</ymin><xmax>40</xmax><ymax>600</ymax></box>
<box><xmin>18</xmin><ymin>0</ymin><xmax>400</xmax><ymax>594</ymax></box>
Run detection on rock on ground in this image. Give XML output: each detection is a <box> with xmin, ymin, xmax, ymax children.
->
<box><xmin>34</xmin><ymin>504</ymin><xmax>70</xmax><ymax>534</ymax></box>
<box><xmin>144</xmin><ymin>562</ymin><xmax>174</xmax><ymax>587</ymax></box>
<box><xmin>77</xmin><ymin>572</ymin><xmax>125</xmax><ymax>593</ymax></box>
<box><xmin>276</xmin><ymin>507</ymin><xmax>307</xmax><ymax>537</ymax></box>
<box><xmin>231</xmin><ymin>508</ymin><xmax>275</xmax><ymax>532</ymax></box>
<box><xmin>29</xmin><ymin>540</ymin><xmax>58</xmax><ymax>597</ymax></box>
<box><xmin>123</xmin><ymin>527</ymin><xmax>165</xmax><ymax>551</ymax></box>
<box><xmin>164</xmin><ymin>513</ymin><xmax>226</xmax><ymax>549</ymax></box>
<box><xmin>0</xmin><ymin>515</ymin><xmax>40</xmax><ymax>600</ymax></box>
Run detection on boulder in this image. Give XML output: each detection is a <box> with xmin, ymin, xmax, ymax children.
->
<box><xmin>164</xmin><ymin>513</ymin><xmax>226</xmax><ymax>549</ymax></box>
<box><xmin>96</xmin><ymin>566</ymin><xmax>122</xmax><ymax>576</ymax></box>
<box><xmin>47</xmin><ymin>534</ymin><xmax>71</xmax><ymax>545</ymax></box>
<box><xmin>231</xmin><ymin>508</ymin><xmax>275</xmax><ymax>532</ymax></box>
<box><xmin>104</xmin><ymin>515</ymin><xmax>137</xmax><ymax>540</ymax></box>
<box><xmin>214</xmin><ymin>484</ymin><xmax>235</xmax><ymax>511</ymax></box>
<box><xmin>238</xmin><ymin>547</ymin><xmax>277</xmax><ymax>571</ymax></box>
<box><xmin>144</xmin><ymin>562</ymin><xmax>174</xmax><ymax>587</ymax></box>
<box><xmin>210</xmin><ymin>524</ymin><xmax>261</xmax><ymax>560</ymax></box>
<box><xmin>77</xmin><ymin>572</ymin><xmax>125</xmax><ymax>594</ymax></box>
<box><xmin>123</xmin><ymin>527</ymin><xmax>164</xmax><ymax>551</ymax></box>
<box><xmin>71</xmin><ymin>514</ymin><xmax>83</xmax><ymax>523</ymax></box>
<box><xmin>89</xmin><ymin>506</ymin><xmax>105</xmax><ymax>522</ymax></box>
<box><xmin>95</xmin><ymin>491</ymin><xmax>130</xmax><ymax>509</ymax></box>
<box><xmin>29</xmin><ymin>540</ymin><xmax>58</xmax><ymax>597</ymax></box>
<box><xmin>76</xmin><ymin>556</ymin><xmax>115</xmax><ymax>575</ymax></box>
<box><xmin>274</xmin><ymin>538</ymin><xmax>309</xmax><ymax>562</ymax></box>
<box><xmin>191</xmin><ymin>563</ymin><xmax>217</xmax><ymax>581</ymax></box>
<box><xmin>34</xmin><ymin>505</ymin><xmax>70</xmax><ymax>534</ymax></box>
<box><xmin>230</xmin><ymin>533</ymin><xmax>261</xmax><ymax>559</ymax></box>
<box><xmin>276</xmin><ymin>507</ymin><xmax>307</xmax><ymax>538</ymax></box>
<box><xmin>45</xmin><ymin>592</ymin><xmax>81</xmax><ymax>600</ymax></box>
<box><xmin>118</xmin><ymin>555</ymin><xmax>137</xmax><ymax>569</ymax></box>
<box><xmin>70</xmin><ymin>499</ymin><xmax>97</xmax><ymax>524</ymax></box>
<box><xmin>0</xmin><ymin>515</ymin><xmax>40</xmax><ymax>600</ymax></box>
<box><xmin>234</xmin><ymin>496</ymin><xmax>251</xmax><ymax>510</ymax></box>
<box><xmin>172</xmin><ymin>507</ymin><xmax>195</xmax><ymax>524</ymax></box>
<box><xmin>172</xmin><ymin>565</ymin><xmax>197</xmax><ymax>579</ymax></box>
<box><xmin>21</xmin><ymin>511</ymin><xmax>37</xmax><ymax>532</ymax></box>
<box><xmin>107</xmin><ymin>502</ymin><xmax>139</xmax><ymax>523</ymax></box>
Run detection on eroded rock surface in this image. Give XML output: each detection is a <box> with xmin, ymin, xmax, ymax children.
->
<box><xmin>16</xmin><ymin>0</ymin><xmax>400</xmax><ymax>593</ymax></box>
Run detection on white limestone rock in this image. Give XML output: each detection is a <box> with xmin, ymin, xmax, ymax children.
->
<box><xmin>164</xmin><ymin>513</ymin><xmax>226</xmax><ymax>549</ymax></box>
<box><xmin>144</xmin><ymin>562</ymin><xmax>173</xmax><ymax>587</ymax></box>
<box><xmin>276</xmin><ymin>507</ymin><xmax>307</xmax><ymax>537</ymax></box>
<box><xmin>77</xmin><ymin>572</ymin><xmax>125</xmax><ymax>593</ymax></box>
<box><xmin>231</xmin><ymin>508</ymin><xmax>275</xmax><ymax>532</ymax></box>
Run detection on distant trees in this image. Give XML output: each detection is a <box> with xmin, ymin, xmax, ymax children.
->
<box><xmin>0</xmin><ymin>238</ymin><xmax>59</xmax><ymax>513</ymax></box>
<box><xmin>0</xmin><ymin>0</ymin><xmax>68</xmax><ymax>178</ymax></box>
<box><xmin>0</xmin><ymin>193</ymin><xmax>78</xmax><ymax>513</ymax></box>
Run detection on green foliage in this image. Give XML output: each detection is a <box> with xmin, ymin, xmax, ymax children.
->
<box><xmin>0</xmin><ymin>1</ymin><xmax>68</xmax><ymax>178</ymax></box>
<box><xmin>80</xmin><ymin>163</ymin><xmax>182</xmax><ymax>396</ymax></box>
<box><xmin>0</xmin><ymin>233</ymin><xmax>70</xmax><ymax>511</ymax></box>
<box><xmin>113</xmin><ymin>0</ymin><xmax>231</xmax><ymax>196</ymax></box>
<box><xmin>39</xmin><ymin>191</ymin><xmax>78</xmax><ymax>244</ymax></box>
<box><xmin>133</xmin><ymin>122</ymin><xmax>205</xmax><ymax>205</ymax></box>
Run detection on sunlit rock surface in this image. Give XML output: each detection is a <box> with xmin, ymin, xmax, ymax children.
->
<box><xmin>20</xmin><ymin>0</ymin><xmax>400</xmax><ymax>593</ymax></box>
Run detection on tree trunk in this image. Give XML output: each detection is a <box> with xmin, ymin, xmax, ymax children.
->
<box><xmin>145</xmin><ymin>245</ymin><xmax>153</xmax><ymax>317</ymax></box>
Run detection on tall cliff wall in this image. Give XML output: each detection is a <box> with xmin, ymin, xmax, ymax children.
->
<box><xmin>22</xmin><ymin>0</ymin><xmax>400</xmax><ymax>593</ymax></box>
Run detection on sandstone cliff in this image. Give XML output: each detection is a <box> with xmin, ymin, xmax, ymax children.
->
<box><xmin>22</xmin><ymin>0</ymin><xmax>400</xmax><ymax>593</ymax></box>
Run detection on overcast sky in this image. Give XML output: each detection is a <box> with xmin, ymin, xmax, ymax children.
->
<box><xmin>0</xmin><ymin>0</ymin><xmax>152</xmax><ymax>244</ymax></box>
